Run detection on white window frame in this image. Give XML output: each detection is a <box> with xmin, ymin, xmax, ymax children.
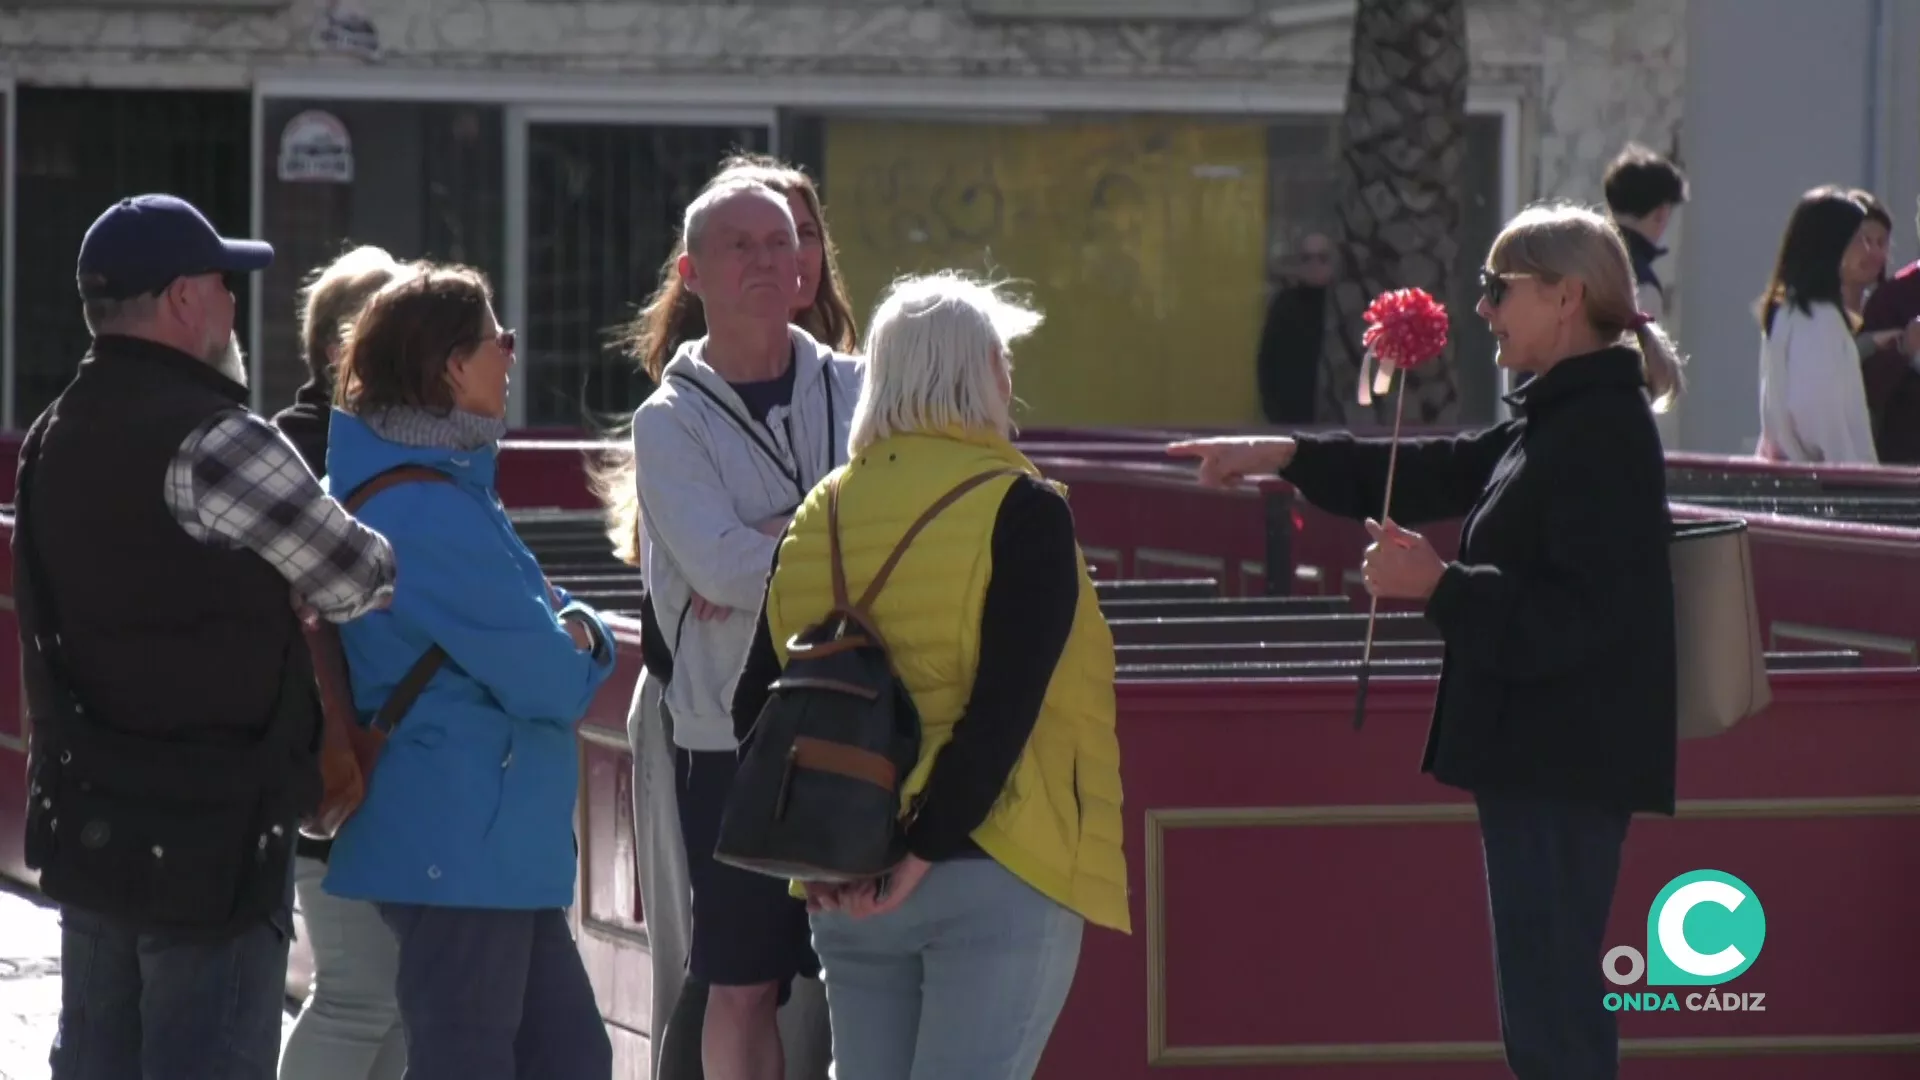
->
<box><xmin>503</xmin><ymin>104</ymin><xmax>780</xmax><ymax>429</ymax></box>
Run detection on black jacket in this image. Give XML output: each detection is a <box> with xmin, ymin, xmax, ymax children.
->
<box><xmin>22</xmin><ymin>337</ymin><xmax>312</xmax><ymax>751</ymax></box>
<box><xmin>1622</xmin><ymin>227</ymin><xmax>1668</xmax><ymax>308</ymax></box>
<box><xmin>271</xmin><ymin>379</ymin><xmax>335</xmax><ymax>863</ymax></box>
<box><xmin>1283</xmin><ymin>346</ymin><xmax>1678</xmax><ymax>814</ymax></box>
<box><xmin>1256</xmin><ymin>284</ymin><xmax>1326</xmax><ymax>424</ymax></box>
<box><xmin>270</xmin><ymin>377</ymin><xmax>332</xmax><ymax>476</ymax></box>
<box><xmin>16</xmin><ymin>336</ymin><xmax>319</xmax><ymax>931</ymax></box>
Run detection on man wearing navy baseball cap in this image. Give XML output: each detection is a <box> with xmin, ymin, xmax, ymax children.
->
<box><xmin>74</xmin><ymin>193</ymin><xmax>272</xmax><ymax>381</ymax></box>
<box><xmin>15</xmin><ymin>194</ymin><xmax>400</xmax><ymax>1080</ymax></box>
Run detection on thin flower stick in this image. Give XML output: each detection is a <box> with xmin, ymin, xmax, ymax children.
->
<box><xmin>1351</xmin><ymin>287</ymin><xmax>1448</xmax><ymax>731</ymax></box>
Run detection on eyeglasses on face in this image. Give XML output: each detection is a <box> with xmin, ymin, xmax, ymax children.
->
<box><xmin>449</xmin><ymin>328</ymin><xmax>515</xmax><ymax>363</ymax></box>
<box><xmin>1479</xmin><ymin>269</ymin><xmax>1539</xmax><ymax>307</ymax></box>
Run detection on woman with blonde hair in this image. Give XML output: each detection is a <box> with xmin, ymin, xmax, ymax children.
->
<box><xmin>271</xmin><ymin>243</ymin><xmax>412</xmax><ymax>1080</ymax></box>
<box><xmin>273</xmin><ymin>245</ymin><xmax>409</xmax><ymax>473</ymax></box>
<box><xmin>730</xmin><ymin>272</ymin><xmax>1127</xmax><ymax>1080</ymax></box>
<box><xmin>1172</xmin><ymin>203</ymin><xmax>1683</xmax><ymax>1080</ymax></box>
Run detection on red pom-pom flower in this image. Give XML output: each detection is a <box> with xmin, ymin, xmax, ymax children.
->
<box><xmin>1362</xmin><ymin>287</ymin><xmax>1449</xmax><ymax>370</ymax></box>
<box><xmin>1351</xmin><ymin>286</ymin><xmax>1451</xmax><ymax>728</ymax></box>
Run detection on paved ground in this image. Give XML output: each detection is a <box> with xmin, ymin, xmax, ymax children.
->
<box><xmin>0</xmin><ymin>884</ymin><xmax>297</xmax><ymax>1080</ymax></box>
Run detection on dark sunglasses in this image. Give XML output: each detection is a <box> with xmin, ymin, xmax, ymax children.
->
<box><xmin>452</xmin><ymin>328</ymin><xmax>515</xmax><ymax>362</ymax></box>
<box><xmin>1479</xmin><ymin>269</ymin><xmax>1538</xmax><ymax>307</ymax></box>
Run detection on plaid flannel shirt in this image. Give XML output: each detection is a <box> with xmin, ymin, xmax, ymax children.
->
<box><xmin>165</xmin><ymin>409</ymin><xmax>396</xmax><ymax>622</ymax></box>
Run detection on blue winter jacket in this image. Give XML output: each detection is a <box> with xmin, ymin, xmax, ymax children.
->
<box><xmin>321</xmin><ymin>410</ymin><xmax>616</xmax><ymax>909</ymax></box>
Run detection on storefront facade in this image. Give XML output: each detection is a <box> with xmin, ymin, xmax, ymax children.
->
<box><xmin>0</xmin><ymin>0</ymin><xmax>1703</xmax><ymax>434</ymax></box>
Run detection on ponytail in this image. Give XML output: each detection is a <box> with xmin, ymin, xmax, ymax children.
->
<box><xmin>1632</xmin><ymin>319</ymin><xmax>1687</xmax><ymax>414</ymax></box>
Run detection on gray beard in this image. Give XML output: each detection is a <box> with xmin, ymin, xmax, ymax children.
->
<box><xmin>207</xmin><ymin>332</ymin><xmax>247</xmax><ymax>387</ymax></box>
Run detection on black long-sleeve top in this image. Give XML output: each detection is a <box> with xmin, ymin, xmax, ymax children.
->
<box><xmin>1256</xmin><ymin>284</ymin><xmax>1326</xmax><ymax>424</ymax></box>
<box><xmin>730</xmin><ymin>475</ymin><xmax>1080</xmax><ymax>861</ymax></box>
<box><xmin>1281</xmin><ymin>346</ymin><xmax>1678</xmax><ymax>814</ymax></box>
<box><xmin>272</xmin><ymin>381</ymin><xmax>337</xmax><ymax>864</ymax></box>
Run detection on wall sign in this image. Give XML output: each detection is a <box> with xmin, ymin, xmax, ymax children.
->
<box><xmin>315</xmin><ymin>0</ymin><xmax>381</xmax><ymax>58</ymax></box>
<box><xmin>278</xmin><ymin>110</ymin><xmax>354</xmax><ymax>184</ymax></box>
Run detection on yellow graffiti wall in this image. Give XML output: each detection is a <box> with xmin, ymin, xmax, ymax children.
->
<box><xmin>824</xmin><ymin>116</ymin><xmax>1269</xmax><ymax>427</ymax></box>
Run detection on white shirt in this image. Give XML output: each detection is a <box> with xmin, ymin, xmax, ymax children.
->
<box><xmin>1757</xmin><ymin>301</ymin><xmax>1879</xmax><ymax>465</ymax></box>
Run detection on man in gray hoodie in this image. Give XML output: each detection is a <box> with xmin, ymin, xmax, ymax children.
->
<box><xmin>631</xmin><ymin>177</ymin><xmax>861</xmax><ymax>1080</ymax></box>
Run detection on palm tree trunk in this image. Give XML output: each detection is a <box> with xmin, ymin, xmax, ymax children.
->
<box><xmin>1316</xmin><ymin>0</ymin><xmax>1471</xmax><ymax>427</ymax></box>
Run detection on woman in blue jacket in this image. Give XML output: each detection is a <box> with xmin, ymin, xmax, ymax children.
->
<box><xmin>322</xmin><ymin>263</ymin><xmax>618</xmax><ymax>1080</ymax></box>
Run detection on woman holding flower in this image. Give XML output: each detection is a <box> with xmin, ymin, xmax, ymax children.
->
<box><xmin>1170</xmin><ymin>203</ymin><xmax>1684</xmax><ymax>1080</ymax></box>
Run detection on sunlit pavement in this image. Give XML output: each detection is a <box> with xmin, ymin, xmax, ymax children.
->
<box><xmin>0</xmin><ymin>884</ymin><xmax>297</xmax><ymax>1080</ymax></box>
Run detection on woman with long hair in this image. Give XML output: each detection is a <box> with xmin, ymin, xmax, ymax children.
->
<box><xmin>590</xmin><ymin>154</ymin><xmax>857</xmax><ymax>1080</ymax></box>
<box><xmin>1756</xmin><ymin>186</ymin><xmax>1879</xmax><ymax>463</ymax></box>
<box><xmin>1845</xmin><ymin>188</ymin><xmax>1892</xmax><ymax>321</ymax></box>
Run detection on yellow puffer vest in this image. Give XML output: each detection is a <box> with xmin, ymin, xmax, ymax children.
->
<box><xmin>766</xmin><ymin>429</ymin><xmax>1130</xmax><ymax>933</ymax></box>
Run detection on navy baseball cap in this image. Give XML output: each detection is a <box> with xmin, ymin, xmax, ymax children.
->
<box><xmin>76</xmin><ymin>194</ymin><xmax>274</xmax><ymax>301</ymax></box>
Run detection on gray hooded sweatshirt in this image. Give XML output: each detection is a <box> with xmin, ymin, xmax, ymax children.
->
<box><xmin>631</xmin><ymin>326</ymin><xmax>862</xmax><ymax>751</ymax></box>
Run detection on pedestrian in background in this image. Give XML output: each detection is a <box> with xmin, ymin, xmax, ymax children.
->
<box><xmin>273</xmin><ymin>243</ymin><xmax>413</xmax><ymax>1080</ymax></box>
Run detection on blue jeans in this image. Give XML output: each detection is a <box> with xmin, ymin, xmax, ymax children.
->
<box><xmin>1477</xmin><ymin>789</ymin><xmax>1632</xmax><ymax>1080</ymax></box>
<box><xmin>50</xmin><ymin>905</ymin><xmax>292</xmax><ymax>1080</ymax></box>
<box><xmin>379</xmin><ymin>904</ymin><xmax>610</xmax><ymax>1080</ymax></box>
<box><xmin>811</xmin><ymin>858</ymin><xmax>1083</xmax><ymax>1080</ymax></box>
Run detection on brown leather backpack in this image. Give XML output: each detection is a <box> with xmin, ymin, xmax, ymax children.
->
<box><xmin>300</xmin><ymin>466</ymin><xmax>455</xmax><ymax>842</ymax></box>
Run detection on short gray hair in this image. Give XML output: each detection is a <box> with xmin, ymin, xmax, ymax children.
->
<box><xmin>848</xmin><ymin>272</ymin><xmax>1042</xmax><ymax>456</ymax></box>
<box><xmin>683</xmin><ymin>177</ymin><xmax>794</xmax><ymax>254</ymax></box>
<box><xmin>81</xmin><ymin>293</ymin><xmax>160</xmax><ymax>337</ymax></box>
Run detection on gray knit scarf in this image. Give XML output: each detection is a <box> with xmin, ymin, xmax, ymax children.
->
<box><xmin>362</xmin><ymin>406</ymin><xmax>508</xmax><ymax>451</ymax></box>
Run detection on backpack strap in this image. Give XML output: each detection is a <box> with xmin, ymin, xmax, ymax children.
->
<box><xmin>826</xmin><ymin>467</ymin><xmax>1028</xmax><ymax>625</ymax></box>
<box><xmin>340</xmin><ymin>466</ymin><xmax>457</xmax><ymax>735</ymax></box>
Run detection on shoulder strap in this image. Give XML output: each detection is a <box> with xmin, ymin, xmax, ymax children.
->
<box><xmin>668</xmin><ymin>373</ymin><xmax>804</xmax><ymax>498</ymax></box>
<box><xmin>826</xmin><ymin>468</ymin><xmax>1027</xmax><ymax>620</ymax></box>
<box><xmin>340</xmin><ymin>466</ymin><xmax>457</xmax><ymax>734</ymax></box>
<box><xmin>343</xmin><ymin>465</ymin><xmax>457</xmax><ymax>513</ymax></box>
<box><xmin>823</xmin><ymin>365</ymin><xmax>839</xmax><ymax>471</ymax></box>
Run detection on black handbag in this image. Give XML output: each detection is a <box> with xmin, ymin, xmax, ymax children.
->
<box><xmin>715</xmin><ymin>468</ymin><xmax>1020</xmax><ymax>883</ymax></box>
<box><xmin>15</xmin><ymin>431</ymin><xmax>306</xmax><ymax>938</ymax></box>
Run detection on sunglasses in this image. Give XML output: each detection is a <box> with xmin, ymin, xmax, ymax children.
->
<box><xmin>452</xmin><ymin>328</ymin><xmax>516</xmax><ymax>363</ymax></box>
<box><xmin>1479</xmin><ymin>269</ymin><xmax>1539</xmax><ymax>307</ymax></box>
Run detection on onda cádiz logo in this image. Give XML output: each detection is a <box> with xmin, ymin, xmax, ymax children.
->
<box><xmin>1601</xmin><ymin>870</ymin><xmax>1768</xmax><ymax>1014</ymax></box>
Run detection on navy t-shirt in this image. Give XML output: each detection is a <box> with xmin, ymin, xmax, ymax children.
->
<box><xmin>730</xmin><ymin>357</ymin><xmax>796</xmax><ymax>425</ymax></box>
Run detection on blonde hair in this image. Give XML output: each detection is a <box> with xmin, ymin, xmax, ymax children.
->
<box><xmin>1488</xmin><ymin>202</ymin><xmax>1687</xmax><ymax>413</ymax></box>
<box><xmin>849</xmin><ymin>272</ymin><xmax>1041</xmax><ymax>456</ymax></box>
<box><xmin>297</xmin><ymin>245</ymin><xmax>407</xmax><ymax>388</ymax></box>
